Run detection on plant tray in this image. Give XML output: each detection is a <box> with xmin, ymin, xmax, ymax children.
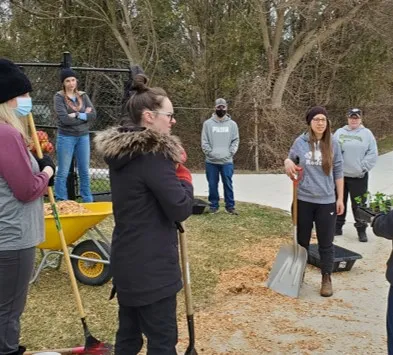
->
<box><xmin>308</xmin><ymin>244</ymin><xmax>362</xmax><ymax>273</ymax></box>
<box><xmin>192</xmin><ymin>198</ymin><xmax>209</xmax><ymax>215</ymax></box>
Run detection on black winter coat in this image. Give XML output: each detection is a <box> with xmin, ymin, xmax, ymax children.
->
<box><xmin>94</xmin><ymin>126</ymin><xmax>194</xmax><ymax>306</ymax></box>
<box><xmin>372</xmin><ymin>213</ymin><xmax>393</xmax><ymax>284</ymax></box>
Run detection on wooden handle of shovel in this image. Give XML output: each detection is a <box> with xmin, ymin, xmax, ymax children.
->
<box><xmin>292</xmin><ymin>180</ymin><xmax>298</xmax><ymax>227</ymax></box>
<box><xmin>27</xmin><ymin>113</ymin><xmax>86</xmax><ymax>319</ymax></box>
<box><xmin>177</xmin><ymin>222</ymin><xmax>194</xmax><ymax>316</ymax></box>
<box><xmin>25</xmin><ymin>348</ymin><xmax>76</xmax><ymax>355</ymax></box>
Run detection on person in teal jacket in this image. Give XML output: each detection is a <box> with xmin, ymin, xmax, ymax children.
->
<box><xmin>334</xmin><ymin>108</ymin><xmax>378</xmax><ymax>242</ymax></box>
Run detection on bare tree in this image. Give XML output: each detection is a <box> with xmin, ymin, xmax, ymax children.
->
<box><xmin>251</xmin><ymin>0</ymin><xmax>380</xmax><ymax>108</ymax></box>
<box><xmin>11</xmin><ymin>0</ymin><xmax>158</xmax><ymax>70</ymax></box>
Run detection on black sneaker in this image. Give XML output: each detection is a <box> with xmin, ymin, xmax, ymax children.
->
<box><xmin>209</xmin><ymin>207</ymin><xmax>219</xmax><ymax>214</ymax></box>
<box><xmin>226</xmin><ymin>208</ymin><xmax>238</xmax><ymax>215</ymax></box>
<box><xmin>358</xmin><ymin>231</ymin><xmax>368</xmax><ymax>242</ymax></box>
<box><xmin>335</xmin><ymin>228</ymin><xmax>343</xmax><ymax>236</ymax></box>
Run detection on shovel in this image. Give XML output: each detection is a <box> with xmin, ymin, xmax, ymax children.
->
<box><xmin>266</xmin><ymin>174</ymin><xmax>308</xmax><ymax>298</ymax></box>
<box><xmin>27</xmin><ymin>113</ymin><xmax>112</xmax><ymax>355</ymax></box>
<box><xmin>176</xmin><ymin>222</ymin><xmax>198</xmax><ymax>355</ymax></box>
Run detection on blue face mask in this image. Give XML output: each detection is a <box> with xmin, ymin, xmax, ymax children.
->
<box><xmin>14</xmin><ymin>97</ymin><xmax>32</xmax><ymax>117</ymax></box>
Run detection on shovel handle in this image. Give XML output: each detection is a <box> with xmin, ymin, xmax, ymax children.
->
<box><xmin>292</xmin><ymin>178</ymin><xmax>299</xmax><ymax>253</ymax></box>
<box><xmin>27</xmin><ymin>113</ymin><xmax>86</xmax><ymax>319</ymax></box>
<box><xmin>177</xmin><ymin>222</ymin><xmax>194</xmax><ymax>316</ymax></box>
<box><xmin>292</xmin><ymin>180</ymin><xmax>298</xmax><ymax>227</ymax></box>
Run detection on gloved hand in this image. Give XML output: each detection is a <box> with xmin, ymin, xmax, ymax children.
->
<box><xmin>176</xmin><ymin>163</ymin><xmax>192</xmax><ymax>185</ymax></box>
<box><xmin>35</xmin><ymin>154</ymin><xmax>56</xmax><ymax>186</ymax></box>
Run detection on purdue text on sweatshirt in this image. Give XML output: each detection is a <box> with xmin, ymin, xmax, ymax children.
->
<box><xmin>201</xmin><ymin>114</ymin><xmax>239</xmax><ymax>164</ymax></box>
<box><xmin>333</xmin><ymin>125</ymin><xmax>378</xmax><ymax>178</ymax></box>
<box><xmin>288</xmin><ymin>133</ymin><xmax>343</xmax><ymax>204</ymax></box>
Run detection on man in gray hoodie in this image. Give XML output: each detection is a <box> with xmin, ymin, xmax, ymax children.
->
<box><xmin>201</xmin><ymin>98</ymin><xmax>239</xmax><ymax>214</ymax></box>
<box><xmin>333</xmin><ymin>108</ymin><xmax>378</xmax><ymax>242</ymax></box>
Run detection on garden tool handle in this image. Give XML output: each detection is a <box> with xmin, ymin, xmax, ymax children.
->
<box><xmin>293</xmin><ymin>182</ymin><xmax>297</xmax><ymax>225</ymax></box>
<box><xmin>27</xmin><ymin>113</ymin><xmax>86</xmax><ymax>319</ymax></box>
<box><xmin>176</xmin><ymin>221</ymin><xmax>194</xmax><ymax>316</ymax></box>
<box><xmin>292</xmin><ymin>169</ymin><xmax>301</xmax><ymax>227</ymax></box>
<box><xmin>292</xmin><ymin>178</ymin><xmax>298</xmax><ymax>251</ymax></box>
<box><xmin>25</xmin><ymin>348</ymin><xmax>78</xmax><ymax>355</ymax></box>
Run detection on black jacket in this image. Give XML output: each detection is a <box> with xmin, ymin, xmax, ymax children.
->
<box><xmin>94</xmin><ymin>126</ymin><xmax>194</xmax><ymax>306</ymax></box>
<box><xmin>372</xmin><ymin>213</ymin><xmax>393</xmax><ymax>284</ymax></box>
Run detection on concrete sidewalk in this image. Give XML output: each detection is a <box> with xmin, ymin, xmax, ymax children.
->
<box><xmin>192</xmin><ymin>151</ymin><xmax>393</xmax><ymax>215</ymax></box>
<box><xmin>191</xmin><ymin>152</ymin><xmax>393</xmax><ymax>354</ymax></box>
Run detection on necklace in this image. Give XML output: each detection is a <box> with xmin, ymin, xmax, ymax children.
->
<box><xmin>64</xmin><ymin>91</ymin><xmax>83</xmax><ymax>112</ymax></box>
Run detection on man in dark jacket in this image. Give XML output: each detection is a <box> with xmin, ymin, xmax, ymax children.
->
<box><xmin>358</xmin><ymin>210</ymin><xmax>393</xmax><ymax>354</ymax></box>
<box><xmin>95</xmin><ymin>73</ymin><xmax>193</xmax><ymax>355</ymax></box>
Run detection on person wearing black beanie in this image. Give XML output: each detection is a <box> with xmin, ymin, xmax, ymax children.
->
<box><xmin>0</xmin><ymin>59</ymin><xmax>32</xmax><ymax>105</ymax></box>
<box><xmin>0</xmin><ymin>58</ymin><xmax>55</xmax><ymax>355</ymax></box>
<box><xmin>306</xmin><ymin>106</ymin><xmax>328</xmax><ymax>125</ymax></box>
<box><xmin>60</xmin><ymin>68</ymin><xmax>77</xmax><ymax>84</ymax></box>
<box><xmin>54</xmin><ymin>68</ymin><xmax>96</xmax><ymax>202</ymax></box>
<box><xmin>284</xmin><ymin>105</ymin><xmax>344</xmax><ymax>297</ymax></box>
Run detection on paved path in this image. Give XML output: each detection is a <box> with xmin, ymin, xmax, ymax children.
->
<box><xmin>191</xmin><ymin>152</ymin><xmax>393</xmax><ymax>354</ymax></box>
<box><xmin>192</xmin><ymin>151</ymin><xmax>393</xmax><ymax>214</ymax></box>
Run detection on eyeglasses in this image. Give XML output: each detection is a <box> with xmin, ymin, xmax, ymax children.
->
<box><xmin>349</xmin><ymin>115</ymin><xmax>361</xmax><ymax>120</ymax></box>
<box><xmin>312</xmin><ymin>118</ymin><xmax>327</xmax><ymax>123</ymax></box>
<box><xmin>151</xmin><ymin>111</ymin><xmax>175</xmax><ymax>122</ymax></box>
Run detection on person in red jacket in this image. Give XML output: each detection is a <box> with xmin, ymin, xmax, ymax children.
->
<box><xmin>94</xmin><ymin>74</ymin><xmax>193</xmax><ymax>355</ymax></box>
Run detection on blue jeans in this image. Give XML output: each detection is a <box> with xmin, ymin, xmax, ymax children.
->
<box><xmin>55</xmin><ymin>134</ymin><xmax>93</xmax><ymax>202</ymax></box>
<box><xmin>388</xmin><ymin>286</ymin><xmax>393</xmax><ymax>354</ymax></box>
<box><xmin>205</xmin><ymin>162</ymin><xmax>234</xmax><ymax>210</ymax></box>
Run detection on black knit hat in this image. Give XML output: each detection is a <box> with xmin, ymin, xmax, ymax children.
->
<box><xmin>0</xmin><ymin>59</ymin><xmax>32</xmax><ymax>104</ymax></box>
<box><xmin>306</xmin><ymin>106</ymin><xmax>328</xmax><ymax>125</ymax></box>
<box><xmin>60</xmin><ymin>68</ymin><xmax>77</xmax><ymax>83</ymax></box>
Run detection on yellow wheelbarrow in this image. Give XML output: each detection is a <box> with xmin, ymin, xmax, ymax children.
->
<box><xmin>31</xmin><ymin>202</ymin><xmax>113</xmax><ymax>286</ymax></box>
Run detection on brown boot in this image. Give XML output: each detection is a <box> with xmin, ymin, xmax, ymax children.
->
<box><xmin>320</xmin><ymin>274</ymin><xmax>333</xmax><ymax>297</ymax></box>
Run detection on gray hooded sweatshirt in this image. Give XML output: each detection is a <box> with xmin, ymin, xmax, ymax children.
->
<box><xmin>333</xmin><ymin>125</ymin><xmax>378</xmax><ymax>178</ymax></box>
<box><xmin>54</xmin><ymin>91</ymin><xmax>96</xmax><ymax>136</ymax></box>
<box><xmin>201</xmin><ymin>114</ymin><xmax>239</xmax><ymax>164</ymax></box>
<box><xmin>288</xmin><ymin>133</ymin><xmax>343</xmax><ymax>204</ymax></box>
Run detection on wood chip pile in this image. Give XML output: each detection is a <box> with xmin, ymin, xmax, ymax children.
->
<box><xmin>44</xmin><ymin>200</ymin><xmax>91</xmax><ymax>216</ymax></box>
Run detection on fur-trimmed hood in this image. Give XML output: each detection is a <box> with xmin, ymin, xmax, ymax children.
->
<box><xmin>94</xmin><ymin>126</ymin><xmax>183</xmax><ymax>170</ymax></box>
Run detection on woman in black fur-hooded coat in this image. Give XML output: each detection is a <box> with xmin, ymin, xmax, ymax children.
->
<box><xmin>94</xmin><ymin>74</ymin><xmax>193</xmax><ymax>355</ymax></box>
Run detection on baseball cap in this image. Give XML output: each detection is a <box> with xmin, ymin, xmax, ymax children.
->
<box><xmin>215</xmin><ymin>98</ymin><xmax>227</xmax><ymax>107</ymax></box>
<box><xmin>348</xmin><ymin>108</ymin><xmax>362</xmax><ymax>118</ymax></box>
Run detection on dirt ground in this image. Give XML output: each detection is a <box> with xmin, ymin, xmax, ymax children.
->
<box><xmin>176</xmin><ymin>228</ymin><xmax>391</xmax><ymax>355</ymax></box>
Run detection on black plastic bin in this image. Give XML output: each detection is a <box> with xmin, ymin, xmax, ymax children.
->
<box><xmin>192</xmin><ymin>198</ymin><xmax>209</xmax><ymax>215</ymax></box>
<box><xmin>308</xmin><ymin>244</ymin><xmax>362</xmax><ymax>272</ymax></box>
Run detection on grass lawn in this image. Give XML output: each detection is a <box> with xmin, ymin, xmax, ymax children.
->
<box><xmin>21</xmin><ymin>200</ymin><xmax>291</xmax><ymax>352</ymax></box>
<box><xmin>377</xmin><ymin>134</ymin><xmax>393</xmax><ymax>155</ymax></box>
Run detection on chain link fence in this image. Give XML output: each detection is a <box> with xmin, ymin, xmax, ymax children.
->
<box><xmin>16</xmin><ymin>52</ymin><xmax>131</xmax><ymax>200</ymax></box>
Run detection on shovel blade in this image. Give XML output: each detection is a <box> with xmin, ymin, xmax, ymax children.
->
<box><xmin>266</xmin><ymin>244</ymin><xmax>308</xmax><ymax>298</ymax></box>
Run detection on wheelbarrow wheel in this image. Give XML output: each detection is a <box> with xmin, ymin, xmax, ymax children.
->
<box><xmin>71</xmin><ymin>240</ymin><xmax>111</xmax><ymax>286</ymax></box>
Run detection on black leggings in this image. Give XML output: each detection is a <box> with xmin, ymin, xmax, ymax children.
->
<box><xmin>336</xmin><ymin>173</ymin><xmax>368</xmax><ymax>232</ymax></box>
<box><xmin>296</xmin><ymin>199</ymin><xmax>336</xmax><ymax>275</ymax></box>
